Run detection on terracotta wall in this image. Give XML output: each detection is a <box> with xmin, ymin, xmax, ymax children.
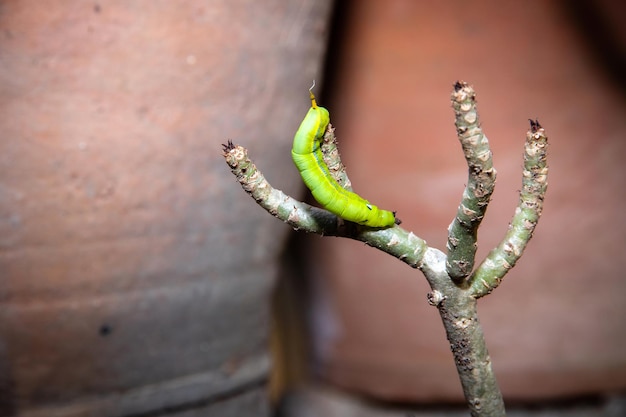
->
<box><xmin>0</xmin><ymin>1</ymin><xmax>332</xmax><ymax>416</ymax></box>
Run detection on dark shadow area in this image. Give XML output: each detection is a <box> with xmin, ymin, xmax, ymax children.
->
<box><xmin>559</xmin><ymin>0</ymin><xmax>626</xmax><ymax>98</ymax></box>
<box><xmin>319</xmin><ymin>0</ymin><xmax>353</xmax><ymax>106</ymax></box>
<box><xmin>270</xmin><ymin>5</ymin><xmax>353</xmax><ymax>415</ymax></box>
<box><xmin>270</xmin><ymin>230</ymin><xmax>317</xmax><ymax>414</ymax></box>
<box><xmin>0</xmin><ymin>338</ymin><xmax>17</xmax><ymax>417</ymax></box>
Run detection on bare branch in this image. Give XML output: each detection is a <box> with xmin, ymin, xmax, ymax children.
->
<box><xmin>446</xmin><ymin>81</ymin><xmax>497</xmax><ymax>281</ymax></box>
<box><xmin>470</xmin><ymin>120</ymin><xmax>549</xmax><ymax>298</ymax></box>
<box><xmin>221</xmin><ymin>141</ymin><xmax>429</xmax><ymax>269</ymax></box>
<box><xmin>438</xmin><ymin>294</ymin><xmax>506</xmax><ymax>416</ymax></box>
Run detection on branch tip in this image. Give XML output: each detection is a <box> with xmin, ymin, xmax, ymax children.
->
<box><xmin>222</xmin><ymin>139</ymin><xmax>236</xmax><ymax>153</ymax></box>
<box><xmin>528</xmin><ymin>118</ymin><xmax>542</xmax><ymax>133</ymax></box>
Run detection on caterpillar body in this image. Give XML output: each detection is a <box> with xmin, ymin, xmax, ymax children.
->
<box><xmin>291</xmin><ymin>86</ymin><xmax>396</xmax><ymax>228</ymax></box>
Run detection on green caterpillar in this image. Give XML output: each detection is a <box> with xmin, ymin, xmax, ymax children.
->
<box><xmin>291</xmin><ymin>84</ymin><xmax>396</xmax><ymax>227</ymax></box>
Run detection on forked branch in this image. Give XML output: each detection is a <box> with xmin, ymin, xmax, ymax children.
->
<box><xmin>222</xmin><ymin>82</ymin><xmax>548</xmax><ymax>416</ymax></box>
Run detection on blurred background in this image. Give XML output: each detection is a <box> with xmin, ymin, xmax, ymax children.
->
<box><xmin>1</xmin><ymin>1</ymin><xmax>625</xmax><ymax>416</ymax></box>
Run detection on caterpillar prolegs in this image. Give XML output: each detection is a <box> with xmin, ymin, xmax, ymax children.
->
<box><xmin>291</xmin><ymin>85</ymin><xmax>396</xmax><ymax>228</ymax></box>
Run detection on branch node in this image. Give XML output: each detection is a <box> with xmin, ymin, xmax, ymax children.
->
<box><xmin>427</xmin><ymin>290</ymin><xmax>446</xmax><ymax>306</ymax></box>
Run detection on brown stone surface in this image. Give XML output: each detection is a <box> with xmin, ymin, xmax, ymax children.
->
<box><xmin>308</xmin><ymin>0</ymin><xmax>626</xmax><ymax>402</ymax></box>
<box><xmin>0</xmin><ymin>1</ymin><xmax>332</xmax><ymax>416</ymax></box>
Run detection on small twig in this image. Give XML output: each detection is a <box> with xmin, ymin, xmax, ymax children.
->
<box><xmin>469</xmin><ymin>120</ymin><xmax>548</xmax><ymax>298</ymax></box>
<box><xmin>446</xmin><ymin>81</ymin><xmax>497</xmax><ymax>281</ymax></box>
<box><xmin>222</xmin><ymin>140</ymin><xmax>429</xmax><ymax>268</ymax></box>
<box><xmin>222</xmin><ymin>140</ymin><xmax>337</xmax><ymax>231</ymax></box>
